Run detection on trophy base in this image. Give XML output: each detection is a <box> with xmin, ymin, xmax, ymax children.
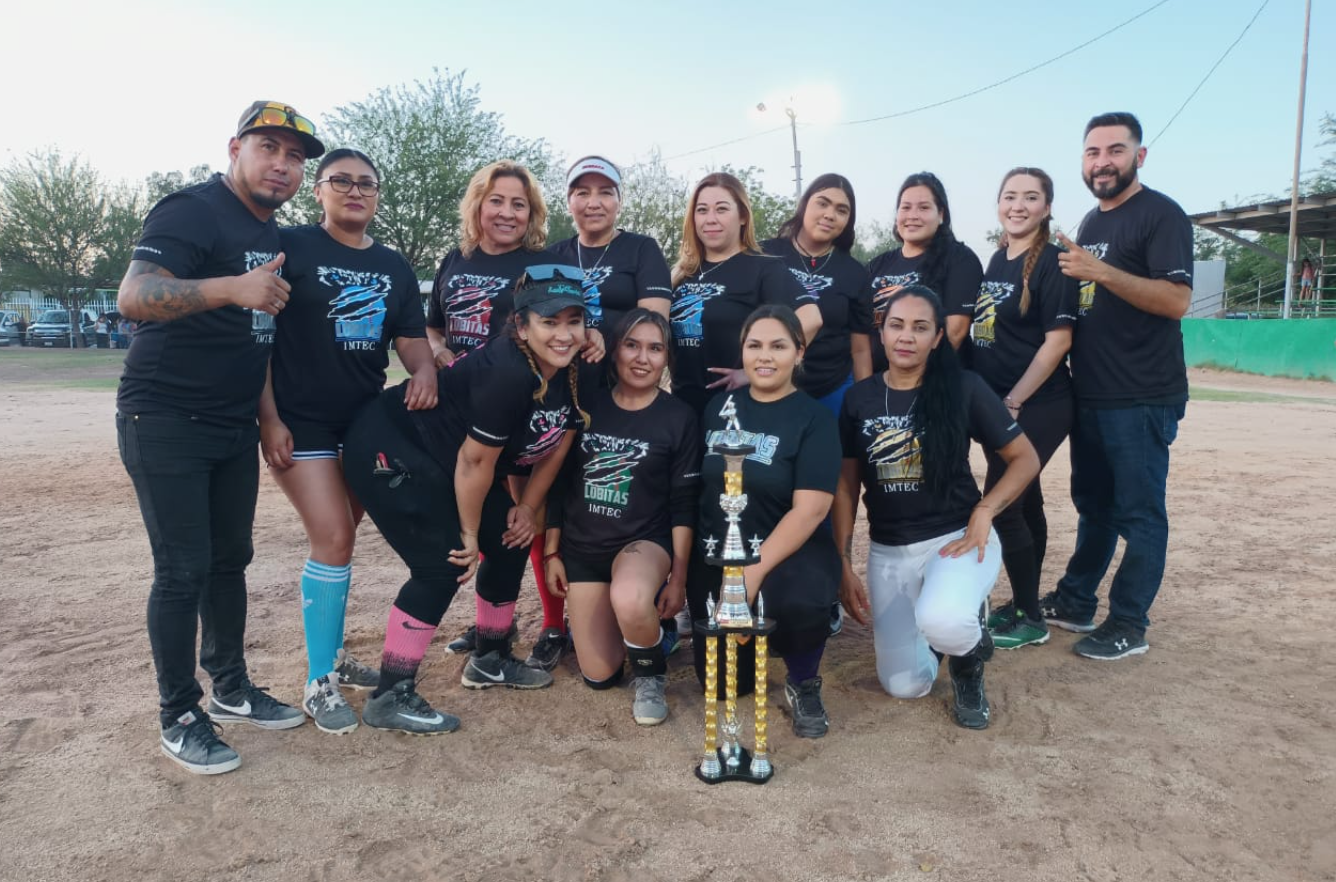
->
<box><xmin>693</xmin><ymin>618</ymin><xmax>777</xmax><ymax>638</ymax></box>
<box><xmin>694</xmin><ymin>746</ymin><xmax>773</xmax><ymax>785</ymax></box>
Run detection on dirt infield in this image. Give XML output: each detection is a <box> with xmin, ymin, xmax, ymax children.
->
<box><xmin>1</xmin><ymin>351</ymin><xmax>1333</xmax><ymax>882</ymax></box>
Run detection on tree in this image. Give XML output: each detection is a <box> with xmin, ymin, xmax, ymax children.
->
<box><xmin>145</xmin><ymin>164</ymin><xmax>213</xmax><ymax>204</ymax></box>
<box><xmin>615</xmin><ymin>150</ymin><xmax>691</xmax><ymax>263</ymax></box>
<box><xmin>719</xmin><ymin>164</ymin><xmax>796</xmax><ymax>243</ymax></box>
<box><xmin>0</xmin><ymin>150</ymin><xmax>142</xmax><ymax>346</ymax></box>
<box><xmin>312</xmin><ymin>69</ymin><xmax>559</xmax><ymax>279</ymax></box>
<box><xmin>852</xmin><ymin>219</ymin><xmax>899</xmax><ymax>264</ymax></box>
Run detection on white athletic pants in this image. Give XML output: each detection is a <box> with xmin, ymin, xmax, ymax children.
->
<box><xmin>866</xmin><ymin>528</ymin><xmax>1001</xmax><ymax>698</ymax></box>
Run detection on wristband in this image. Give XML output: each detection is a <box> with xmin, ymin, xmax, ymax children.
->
<box><xmin>542</xmin><ymin>552</ymin><xmax>561</xmax><ymax>562</ymax></box>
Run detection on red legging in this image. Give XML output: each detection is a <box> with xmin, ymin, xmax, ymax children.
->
<box><xmin>532</xmin><ymin>536</ymin><xmax>565</xmax><ymax>632</ymax></box>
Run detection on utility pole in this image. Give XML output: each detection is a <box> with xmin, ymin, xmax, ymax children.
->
<box><xmin>1282</xmin><ymin>0</ymin><xmax>1312</xmax><ymax>320</ymax></box>
<box><xmin>786</xmin><ymin>107</ymin><xmax>802</xmax><ymax>199</ymax></box>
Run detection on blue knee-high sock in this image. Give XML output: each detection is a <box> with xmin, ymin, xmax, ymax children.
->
<box><xmin>301</xmin><ymin>560</ymin><xmax>352</xmax><ymax>684</ymax></box>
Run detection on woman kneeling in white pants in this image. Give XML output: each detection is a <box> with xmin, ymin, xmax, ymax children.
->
<box><xmin>833</xmin><ymin>285</ymin><xmax>1038</xmax><ymax>729</ymax></box>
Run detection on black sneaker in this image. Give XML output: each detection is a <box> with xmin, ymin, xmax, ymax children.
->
<box><xmin>829</xmin><ymin>602</ymin><xmax>844</xmax><ymax>636</ymax></box>
<box><xmin>335</xmin><ymin>649</ymin><xmax>379</xmax><ymax>690</ymax></box>
<box><xmin>445</xmin><ymin>622</ymin><xmax>518</xmax><ymax>656</ymax></box>
<box><xmin>524</xmin><ymin>627</ymin><xmax>569</xmax><ymax>671</ymax></box>
<box><xmin>160</xmin><ymin>709</ymin><xmax>241</xmax><ymax>775</ymax></box>
<box><xmin>783</xmin><ymin>676</ymin><xmax>829</xmax><ymax>739</ymax></box>
<box><xmin>362</xmin><ymin>680</ymin><xmax>460</xmax><ymax>735</ymax></box>
<box><xmin>948</xmin><ymin>654</ymin><xmax>990</xmax><ymax>730</ymax></box>
<box><xmin>1038</xmin><ymin>590</ymin><xmax>1096</xmax><ymax>633</ymax></box>
<box><xmin>1073</xmin><ymin>618</ymin><xmax>1149</xmax><ymax>660</ymax></box>
<box><xmin>462</xmin><ymin>649</ymin><xmax>553</xmax><ymax>689</ymax></box>
<box><xmin>208</xmin><ymin>680</ymin><xmax>305</xmax><ymax>730</ymax></box>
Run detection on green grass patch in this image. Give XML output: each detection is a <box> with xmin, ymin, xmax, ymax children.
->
<box><xmin>1189</xmin><ymin>385</ymin><xmax>1336</xmax><ymax>405</ymax></box>
<box><xmin>46</xmin><ymin>378</ymin><xmax>122</xmax><ymax>391</ymax></box>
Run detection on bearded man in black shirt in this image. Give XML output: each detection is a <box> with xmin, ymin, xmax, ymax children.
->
<box><xmin>116</xmin><ymin>102</ymin><xmax>326</xmax><ymax>774</ymax></box>
<box><xmin>1040</xmin><ymin>112</ymin><xmax>1193</xmax><ymax>661</ymax></box>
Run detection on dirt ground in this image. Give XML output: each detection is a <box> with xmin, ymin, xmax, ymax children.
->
<box><xmin>1</xmin><ymin>352</ymin><xmax>1333</xmax><ymax>882</ymax></box>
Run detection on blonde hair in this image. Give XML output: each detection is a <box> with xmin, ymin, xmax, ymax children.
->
<box><xmin>672</xmin><ymin>172</ymin><xmax>763</xmax><ymax>286</ymax></box>
<box><xmin>458</xmin><ymin>160</ymin><xmax>548</xmax><ymax>258</ymax></box>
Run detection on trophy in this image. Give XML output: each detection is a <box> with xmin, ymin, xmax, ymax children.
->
<box><xmin>695</xmin><ymin>395</ymin><xmax>776</xmax><ymax>785</ymax></box>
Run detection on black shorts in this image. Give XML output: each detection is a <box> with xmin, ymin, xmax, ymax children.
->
<box><xmin>561</xmin><ymin>536</ymin><xmax>673</xmax><ymax>584</ymax></box>
<box><xmin>282</xmin><ymin>417</ymin><xmax>352</xmax><ymax>461</ymax></box>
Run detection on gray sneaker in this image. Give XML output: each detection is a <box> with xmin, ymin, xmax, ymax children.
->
<box><xmin>160</xmin><ymin>710</ymin><xmax>240</xmax><ymax>775</ymax></box>
<box><xmin>632</xmin><ymin>675</ymin><xmax>669</xmax><ymax>726</ymax></box>
<box><xmin>335</xmin><ymin>649</ymin><xmax>379</xmax><ymax>690</ymax></box>
<box><xmin>784</xmin><ymin>676</ymin><xmax>829</xmax><ymax>739</ymax></box>
<box><xmin>208</xmin><ymin>680</ymin><xmax>305</xmax><ymax>730</ymax></box>
<box><xmin>461</xmin><ymin>650</ymin><xmax>553</xmax><ymax>690</ymax></box>
<box><xmin>303</xmin><ymin>674</ymin><xmax>358</xmax><ymax>735</ymax></box>
<box><xmin>361</xmin><ymin>681</ymin><xmax>460</xmax><ymax>735</ymax></box>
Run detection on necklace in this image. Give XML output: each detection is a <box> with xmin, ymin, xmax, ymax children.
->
<box><xmin>793</xmin><ymin>237</ymin><xmax>834</xmax><ymax>273</ymax></box>
<box><xmin>696</xmin><ymin>252</ymin><xmax>738</xmax><ymax>281</ymax></box>
<box><xmin>884</xmin><ymin>372</ymin><xmax>920</xmax><ymax>419</ymax></box>
<box><xmin>576</xmin><ymin>235</ymin><xmax>613</xmax><ymax>276</ymax></box>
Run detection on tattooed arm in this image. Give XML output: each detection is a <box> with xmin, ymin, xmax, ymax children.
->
<box><xmin>117</xmin><ymin>253</ymin><xmax>290</xmax><ymax>322</ymax></box>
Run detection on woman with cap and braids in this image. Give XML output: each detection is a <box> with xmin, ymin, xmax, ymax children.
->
<box><xmin>259</xmin><ymin>148</ymin><xmax>437</xmax><ymax>735</ymax></box>
<box><xmin>526</xmin><ymin>155</ymin><xmax>676</xmax><ymax>670</ymax></box>
<box><xmin>428</xmin><ymin>161</ymin><xmax>604</xmax><ymax>669</ymax></box>
<box><xmin>340</xmin><ymin>268</ymin><xmax>590</xmax><ymax>733</ymax></box>
<box><xmin>974</xmin><ymin>168</ymin><xmax>1078</xmax><ymax>649</ymax></box>
<box><xmin>866</xmin><ymin>173</ymin><xmax>983</xmax><ymax>372</ymax></box>
<box><xmin>670</xmin><ymin>172</ymin><xmax>819</xmax><ymax>421</ymax></box>
<box><xmin>834</xmin><ymin>286</ymin><xmax>1038</xmax><ymax>731</ymax></box>
<box><xmin>542</xmin><ymin>309</ymin><xmax>700</xmax><ymax>726</ymax></box>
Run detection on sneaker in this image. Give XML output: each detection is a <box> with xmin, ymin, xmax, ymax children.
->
<box><xmin>208</xmin><ymin>680</ymin><xmax>305</xmax><ymax>730</ymax></box>
<box><xmin>990</xmin><ymin>610</ymin><xmax>1050</xmax><ymax>649</ymax></box>
<box><xmin>783</xmin><ymin>677</ymin><xmax>829</xmax><ymax>739</ymax></box>
<box><xmin>303</xmin><ymin>674</ymin><xmax>358</xmax><ymax>735</ymax></box>
<box><xmin>160</xmin><ymin>709</ymin><xmax>240</xmax><ymax>775</ymax></box>
<box><xmin>674</xmin><ymin>606</ymin><xmax>694</xmax><ymax>640</ymax></box>
<box><xmin>985</xmin><ymin>601</ymin><xmax>1016</xmax><ymax>630</ymax></box>
<box><xmin>660</xmin><ymin>626</ymin><xmax>681</xmax><ymax>658</ymax></box>
<box><xmin>829</xmin><ymin>602</ymin><xmax>844</xmax><ymax>636</ymax></box>
<box><xmin>1073</xmin><ymin>618</ymin><xmax>1149</xmax><ymax>661</ymax></box>
<box><xmin>362</xmin><ymin>680</ymin><xmax>460</xmax><ymax>735</ymax></box>
<box><xmin>1038</xmin><ymin>590</ymin><xmax>1096</xmax><ymax>633</ymax></box>
<box><xmin>335</xmin><ymin>649</ymin><xmax>379</xmax><ymax>690</ymax></box>
<box><xmin>445</xmin><ymin>622</ymin><xmax>517</xmax><ymax>656</ymax></box>
<box><xmin>949</xmin><ymin>655</ymin><xmax>990</xmax><ymax>730</ymax></box>
<box><xmin>524</xmin><ymin>627</ymin><xmax>568</xmax><ymax>672</ymax></box>
<box><xmin>462</xmin><ymin>649</ymin><xmax>554</xmax><ymax>689</ymax></box>
<box><xmin>631</xmin><ymin>675</ymin><xmax>669</xmax><ymax>726</ymax></box>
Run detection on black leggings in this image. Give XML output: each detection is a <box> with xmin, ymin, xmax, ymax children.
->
<box><xmin>342</xmin><ymin>393</ymin><xmax>529</xmax><ymax>627</ymax></box>
<box><xmin>686</xmin><ymin>534</ymin><xmax>839</xmax><ymax>698</ymax></box>
<box><xmin>983</xmin><ymin>392</ymin><xmax>1073</xmax><ymax>619</ymax></box>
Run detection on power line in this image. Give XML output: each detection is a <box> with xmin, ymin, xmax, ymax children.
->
<box><xmin>657</xmin><ymin>124</ymin><xmax>794</xmax><ymax>163</ymax></box>
<box><xmin>840</xmin><ymin>0</ymin><xmax>1172</xmax><ymax>126</ymax></box>
<box><xmin>1148</xmin><ymin>0</ymin><xmax>1270</xmax><ymax>147</ymax></box>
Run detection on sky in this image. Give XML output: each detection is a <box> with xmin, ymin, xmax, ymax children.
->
<box><xmin>4</xmin><ymin>0</ymin><xmax>1333</xmax><ymax>258</ymax></box>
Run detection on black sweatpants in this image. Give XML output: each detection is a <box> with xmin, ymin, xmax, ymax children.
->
<box><xmin>342</xmin><ymin>393</ymin><xmax>529</xmax><ymax>627</ymax></box>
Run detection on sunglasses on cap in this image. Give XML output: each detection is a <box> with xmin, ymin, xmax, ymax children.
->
<box><xmin>516</xmin><ymin>264</ymin><xmax>585</xmax><ymax>288</ymax></box>
<box><xmin>243</xmin><ymin>102</ymin><xmax>317</xmax><ymax>137</ymax></box>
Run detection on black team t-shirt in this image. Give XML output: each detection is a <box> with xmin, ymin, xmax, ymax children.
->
<box><xmin>670</xmin><ymin>253</ymin><xmax>808</xmax><ymax>417</ymax></box>
<box><xmin>555</xmin><ymin>388</ymin><xmax>701</xmax><ymax>559</ymax></box>
<box><xmin>549</xmin><ymin>231</ymin><xmax>672</xmax><ymax>335</ymax></box>
<box><xmin>407</xmin><ymin>335</ymin><xmax>577</xmax><ymax>475</ymax></box>
<box><xmin>426</xmin><ymin>245</ymin><xmax>561</xmax><ymax>357</ymax></box>
<box><xmin>272</xmin><ymin>225</ymin><xmax>426</xmax><ymax>428</ymax></box>
<box><xmin>971</xmin><ymin>244</ymin><xmax>1079</xmax><ymax>404</ymax></box>
<box><xmin>865</xmin><ymin>242</ymin><xmax>983</xmax><ymax>374</ymax></box>
<box><xmin>697</xmin><ymin>388</ymin><xmax>840</xmax><ymax>555</ymax></box>
<box><xmin>1071</xmin><ymin>187</ymin><xmax>1193</xmax><ymax>406</ymax></box>
<box><xmin>117</xmin><ymin>175</ymin><xmax>280</xmax><ymax>424</ymax></box>
<box><xmin>762</xmin><ymin>238</ymin><xmax>873</xmax><ymax>399</ymax></box>
<box><xmin>840</xmin><ymin>371</ymin><xmax>1021</xmax><ymax>546</ymax></box>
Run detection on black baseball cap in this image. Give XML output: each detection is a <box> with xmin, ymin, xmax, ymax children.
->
<box><xmin>235</xmin><ymin>100</ymin><xmax>325</xmax><ymax>159</ymax></box>
<box><xmin>514</xmin><ymin>265</ymin><xmax>587</xmax><ymax>317</ymax></box>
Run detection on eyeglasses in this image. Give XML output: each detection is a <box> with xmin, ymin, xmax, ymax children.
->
<box><xmin>518</xmin><ymin>264</ymin><xmax>584</xmax><ymax>288</ymax></box>
<box><xmin>244</xmin><ymin>103</ymin><xmax>317</xmax><ymax>137</ymax></box>
<box><xmin>316</xmin><ymin>176</ymin><xmax>381</xmax><ymax>196</ymax></box>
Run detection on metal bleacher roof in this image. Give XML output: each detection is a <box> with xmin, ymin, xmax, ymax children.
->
<box><xmin>1190</xmin><ymin>192</ymin><xmax>1336</xmax><ymax>261</ymax></box>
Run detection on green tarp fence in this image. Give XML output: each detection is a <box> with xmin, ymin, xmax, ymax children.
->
<box><xmin>1181</xmin><ymin>318</ymin><xmax>1336</xmax><ymax>382</ymax></box>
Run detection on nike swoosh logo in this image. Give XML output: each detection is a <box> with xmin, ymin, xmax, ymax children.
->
<box><xmin>401</xmin><ymin>622</ymin><xmax>435</xmax><ymax>631</ymax></box>
<box><xmin>213</xmin><ymin>699</ymin><xmax>252</xmax><ymax>715</ymax></box>
<box><xmin>163</xmin><ymin>735</ymin><xmax>185</xmax><ymax>754</ymax></box>
<box><xmin>473</xmin><ymin>667</ymin><xmax>506</xmax><ymax>682</ymax></box>
<box><xmin>398</xmin><ymin>711</ymin><xmax>444</xmax><ymax>725</ymax></box>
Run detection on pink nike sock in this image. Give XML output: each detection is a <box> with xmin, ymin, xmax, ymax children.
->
<box><xmin>377</xmin><ymin>606</ymin><xmax>437</xmax><ymax>693</ymax></box>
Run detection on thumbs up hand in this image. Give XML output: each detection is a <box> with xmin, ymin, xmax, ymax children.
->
<box><xmin>233</xmin><ymin>252</ymin><xmax>292</xmax><ymax>314</ymax></box>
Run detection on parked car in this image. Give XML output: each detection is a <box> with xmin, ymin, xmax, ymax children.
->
<box><xmin>0</xmin><ymin>310</ymin><xmax>24</xmax><ymax>347</ymax></box>
<box><xmin>27</xmin><ymin>309</ymin><xmax>96</xmax><ymax>348</ymax></box>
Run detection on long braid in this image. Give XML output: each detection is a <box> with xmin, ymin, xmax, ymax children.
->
<box><xmin>1018</xmin><ymin>216</ymin><xmax>1050</xmax><ymax>317</ymax></box>
<box><xmin>567</xmin><ymin>364</ymin><xmax>591</xmax><ymax>428</ymax></box>
<box><xmin>515</xmin><ymin>338</ymin><xmax>550</xmax><ymax>401</ymax></box>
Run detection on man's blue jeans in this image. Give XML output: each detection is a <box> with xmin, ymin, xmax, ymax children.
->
<box><xmin>1054</xmin><ymin>401</ymin><xmax>1185</xmax><ymax>629</ymax></box>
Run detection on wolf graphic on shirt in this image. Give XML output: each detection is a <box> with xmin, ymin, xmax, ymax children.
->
<box><xmin>705</xmin><ymin>429</ymin><xmax>780</xmax><ymax>466</ymax></box>
<box><xmin>871</xmin><ymin>270</ymin><xmax>919</xmax><ymax>327</ymax></box>
<box><xmin>444</xmin><ymin>274</ymin><xmax>509</xmax><ymax>349</ymax></box>
<box><xmin>515</xmin><ymin>408</ymin><xmax>572</xmax><ymax>467</ymax></box>
<box><xmin>972</xmin><ymin>280</ymin><xmax>1013</xmax><ymax>348</ymax></box>
<box><xmin>862</xmin><ymin>415</ymin><xmax>923</xmax><ymax>490</ymax></box>
<box><xmin>1073</xmin><ymin>242</ymin><xmax>1109</xmax><ymax>315</ymax></box>
<box><xmin>670</xmin><ymin>282</ymin><xmax>725</xmax><ymax>348</ymax></box>
<box><xmin>786</xmin><ymin>268</ymin><xmax>833</xmax><ymax>305</ymax></box>
<box><xmin>580</xmin><ymin>265</ymin><xmax>614</xmax><ymax>329</ymax></box>
<box><xmin>319</xmin><ymin>266</ymin><xmax>392</xmax><ymax>348</ymax></box>
<box><xmin>580</xmin><ymin>432</ymin><xmax>649</xmax><ymax>514</ymax></box>
<box><xmin>244</xmin><ymin>250</ymin><xmax>280</xmax><ymax>343</ymax></box>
